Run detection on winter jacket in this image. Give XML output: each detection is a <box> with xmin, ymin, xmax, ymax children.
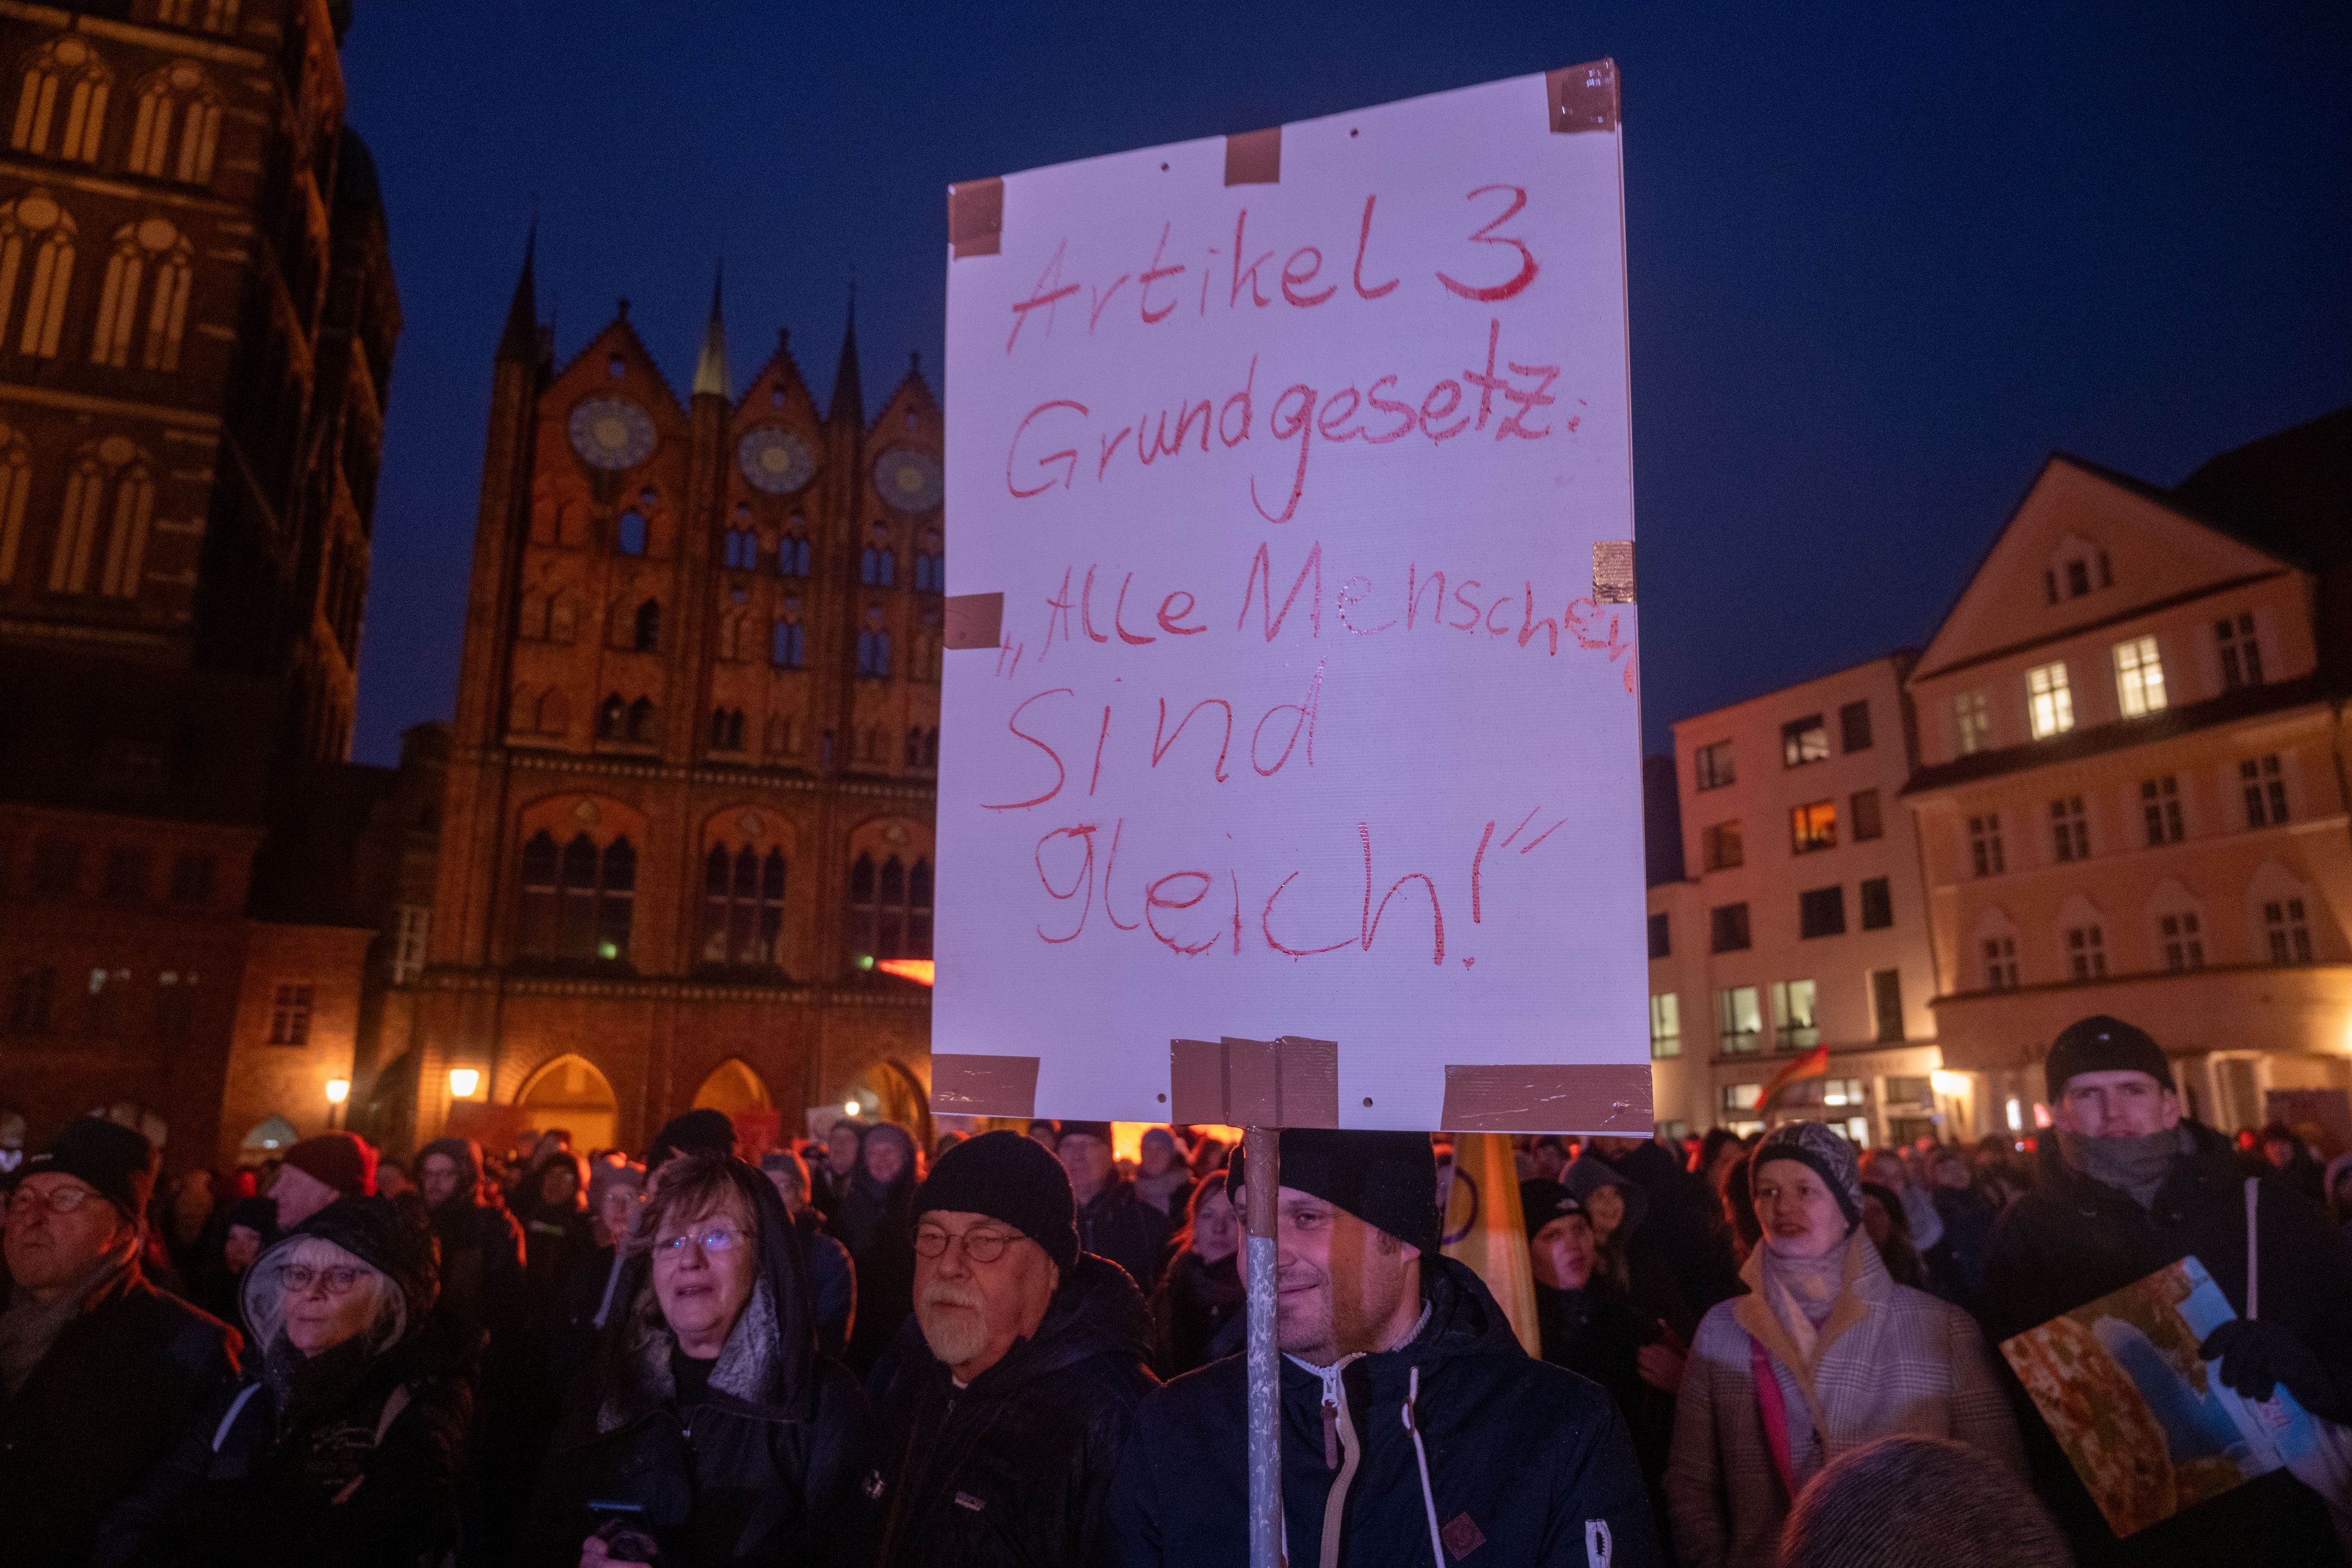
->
<box><xmin>95</xmin><ymin>1198</ymin><xmax>468</xmax><ymax>1568</ymax></box>
<box><xmin>827</xmin><ymin>1150</ymin><xmax>917</xmax><ymax>1378</ymax></box>
<box><xmin>870</xmin><ymin>1253</ymin><xmax>1158</xmax><ymax>1567</ymax></box>
<box><xmin>1928</xmin><ymin>1181</ymin><xmax>2001</xmax><ymax>1312</ymax></box>
<box><xmin>1665</xmin><ymin>1229</ymin><xmax>2024</xmax><ymax>1568</ymax></box>
<box><xmin>0</xmin><ymin>1265</ymin><xmax>242</xmax><ymax>1568</ymax></box>
<box><xmin>1108</xmin><ymin>1256</ymin><xmax>1662</xmax><ymax>1568</ymax></box>
<box><xmin>1979</xmin><ymin>1121</ymin><xmax>2352</xmax><ymax>1568</ymax></box>
<box><xmin>523</xmin><ymin>1159</ymin><xmax>881</xmax><ymax>1568</ymax></box>
<box><xmin>1602</xmin><ymin>1138</ymin><xmax>1744</xmax><ymax>1323</ymax></box>
<box><xmin>794</xmin><ymin>1207</ymin><xmax>857</xmax><ymax>1362</ymax></box>
<box><xmin>1148</xmin><ymin>1250</ymin><xmax>1244</xmax><ymax>1378</ymax></box>
<box><xmin>1075</xmin><ymin>1179</ymin><xmax>1170</xmax><ymax>1295</ymax></box>
<box><xmin>428</xmin><ymin>1192</ymin><xmax>527</xmax><ymax>1372</ymax></box>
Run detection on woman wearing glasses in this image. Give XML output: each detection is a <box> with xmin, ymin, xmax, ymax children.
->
<box><xmin>524</xmin><ymin>1151</ymin><xmax>878</xmax><ymax>1568</ymax></box>
<box><xmin>94</xmin><ymin>1196</ymin><xmax>468</xmax><ymax>1568</ymax></box>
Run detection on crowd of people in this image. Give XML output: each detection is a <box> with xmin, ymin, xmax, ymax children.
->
<box><xmin>2</xmin><ymin>1013</ymin><xmax>2350</xmax><ymax>1566</ymax></box>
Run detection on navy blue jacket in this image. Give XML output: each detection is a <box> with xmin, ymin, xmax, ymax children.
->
<box><xmin>1108</xmin><ymin>1256</ymin><xmax>1661</xmax><ymax>1567</ymax></box>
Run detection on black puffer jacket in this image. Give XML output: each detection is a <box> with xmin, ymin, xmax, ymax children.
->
<box><xmin>1980</xmin><ymin>1121</ymin><xmax>2352</xmax><ymax>1568</ymax></box>
<box><xmin>1109</xmin><ymin>1256</ymin><xmax>1661</xmax><ymax>1567</ymax></box>
<box><xmin>523</xmin><ymin>1157</ymin><xmax>880</xmax><ymax>1568</ymax></box>
<box><xmin>870</xmin><ymin>1253</ymin><xmax>1158</xmax><ymax>1567</ymax></box>
<box><xmin>1075</xmin><ymin>1179</ymin><xmax>1170</xmax><ymax>1295</ymax></box>
<box><xmin>95</xmin><ymin>1197</ymin><xmax>469</xmax><ymax>1568</ymax></box>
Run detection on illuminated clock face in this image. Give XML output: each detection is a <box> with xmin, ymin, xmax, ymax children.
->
<box><xmin>737</xmin><ymin>426</ymin><xmax>815</xmax><ymax>495</ymax></box>
<box><xmin>873</xmin><ymin>447</ymin><xmax>943</xmax><ymax>513</ymax></box>
<box><xmin>567</xmin><ymin>399</ymin><xmax>657</xmax><ymax>471</ymax></box>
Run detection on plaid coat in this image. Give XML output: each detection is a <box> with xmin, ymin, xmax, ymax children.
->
<box><xmin>1665</xmin><ymin>1230</ymin><xmax>2023</xmax><ymax>1568</ymax></box>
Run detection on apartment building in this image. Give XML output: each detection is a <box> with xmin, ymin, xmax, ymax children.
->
<box><xmin>1649</xmin><ymin>654</ymin><xmax>1964</xmax><ymax>1145</ymax></box>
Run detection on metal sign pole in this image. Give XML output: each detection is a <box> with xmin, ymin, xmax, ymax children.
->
<box><xmin>1244</xmin><ymin>1124</ymin><xmax>1282</xmax><ymax>1568</ymax></box>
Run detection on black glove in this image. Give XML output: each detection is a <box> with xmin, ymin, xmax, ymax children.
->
<box><xmin>2199</xmin><ymin>1319</ymin><xmax>2339</xmax><ymax>1414</ymax></box>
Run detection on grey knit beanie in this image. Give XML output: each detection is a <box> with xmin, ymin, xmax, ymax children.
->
<box><xmin>1778</xmin><ymin>1435</ymin><xmax>2073</xmax><ymax>1568</ymax></box>
<box><xmin>1752</xmin><ymin>1121</ymin><xmax>1863</xmax><ymax>1230</ymax></box>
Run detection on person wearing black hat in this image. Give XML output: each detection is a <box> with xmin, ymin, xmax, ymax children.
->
<box><xmin>1980</xmin><ymin>1015</ymin><xmax>2352</xmax><ymax>1567</ymax></box>
<box><xmin>1108</xmin><ymin>1129</ymin><xmax>1661</xmax><ymax>1568</ymax></box>
<box><xmin>1057</xmin><ymin>1120</ymin><xmax>1171</xmax><ymax>1294</ymax></box>
<box><xmin>867</xmin><ymin>1130</ymin><xmax>1158</xmax><ymax>1567</ymax></box>
<box><xmin>0</xmin><ymin>1118</ymin><xmax>242</xmax><ymax>1567</ymax></box>
<box><xmin>96</xmin><ymin>1196</ymin><xmax>470</xmax><ymax>1568</ymax></box>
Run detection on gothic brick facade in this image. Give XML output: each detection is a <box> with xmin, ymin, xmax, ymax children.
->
<box><xmin>367</xmin><ymin>260</ymin><xmax>942</xmax><ymax>1157</ymax></box>
<box><xmin>0</xmin><ymin>0</ymin><xmax>400</xmax><ymax>1172</ymax></box>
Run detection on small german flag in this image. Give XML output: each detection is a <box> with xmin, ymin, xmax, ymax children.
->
<box><xmin>1759</xmin><ymin>1042</ymin><xmax>1830</xmax><ymax>1110</ymax></box>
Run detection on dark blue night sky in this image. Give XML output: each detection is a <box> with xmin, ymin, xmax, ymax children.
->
<box><xmin>339</xmin><ymin>2</ymin><xmax>2351</xmax><ymax>765</ymax></box>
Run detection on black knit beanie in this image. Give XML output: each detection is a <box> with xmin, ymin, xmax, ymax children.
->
<box><xmin>910</xmin><ymin>1130</ymin><xmax>1079</xmax><ymax>1271</ymax></box>
<box><xmin>650</xmin><ymin>1108</ymin><xmax>737</xmax><ymax>1171</ymax></box>
<box><xmin>1518</xmin><ymin>1178</ymin><xmax>1585</xmax><ymax>1243</ymax></box>
<box><xmin>25</xmin><ymin>1117</ymin><xmax>156</xmax><ymax>1222</ymax></box>
<box><xmin>1230</xmin><ymin>1129</ymin><xmax>1439</xmax><ymax>1256</ymax></box>
<box><xmin>2043</xmin><ymin>1015</ymin><xmax>2169</xmax><ymax>1102</ymax></box>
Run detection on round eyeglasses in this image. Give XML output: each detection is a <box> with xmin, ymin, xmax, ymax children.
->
<box><xmin>912</xmin><ymin>1226</ymin><xmax>1026</xmax><ymax>1263</ymax></box>
<box><xmin>653</xmin><ymin>1225</ymin><xmax>748</xmax><ymax>1261</ymax></box>
<box><xmin>278</xmin><ymin>1263</ymin><xmax>368</xmax><ymax>1296</ymax></box>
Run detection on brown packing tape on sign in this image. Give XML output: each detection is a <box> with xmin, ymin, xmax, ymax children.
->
<box><xmin>1592</xmin><ymin>540</ymin><xmax>1635</xmax><ymax>604</ymax></box>
<box><xmin>929</xmin><ymin>1052</ymin><xmax>1040</xmax><ymax>1119</ymax></box>
<box><xmin>1223</xmin><ymin>127</ymin><xmax>1281</xmax><ymax>186</ymax></box>
<box><xmin>1439</xmin><ymin>1063</ymin><xmax>1653</xmax><ymax>1134</ymax></box>
<box><xmin>947</xmin><ymin>178</ymin><xmax>1004</xmax><ymax>259</ymax></box>
<box><xmin>943</xmin><ymin>591</ymin><xmax>1004</xmax><ymax>650</ymax></box>
<box><xmin>1168</xmin><ymin>1036</ymin><xmax>1339</xmax><ymax>1128</ymax></box>
<box><xmin>1546</xmin><ymin>59</ymin><xmax>1619</xmax><ymax>133</ymax></box>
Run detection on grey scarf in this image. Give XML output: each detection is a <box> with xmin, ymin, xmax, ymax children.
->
<box><xmin>2059</xmin><ymin>1125</ymin><xmax>2189</xmax><ymax>1208</ymax></box>
<box><xmin>0</xmin><ymin>1252</ymin><xmax>131</xmax><ymax>1396</ymax></box>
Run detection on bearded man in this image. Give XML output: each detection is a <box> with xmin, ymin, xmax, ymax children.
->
<box><xmin>868</xmin><ymin>1130</ymin><xmax>1158</xmax><ymax>1567</ymax></box>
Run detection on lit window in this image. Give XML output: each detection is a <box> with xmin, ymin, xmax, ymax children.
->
<box><xmin>771</xmin><ymin>619</ymin><xmax>804</xmax><ymax>669</ymax></box>
<box><xmin>125</xmin><ymin>63</ymin><xmax>220</xmax><ymax>185</ymax></box>
<box><xmin>2159</xmin><ymin>912</ymin><xmax>2203</xmax><ymax>972</ymax></box>
<box><xmin>1693</xmin><ymin>740</ymin><xmax>1735</xmax><ymax>791</ymax></box>
<box><xmin>1782</xmin><ymin>714</ymin><xmax>1830</xmax><ymax>768</ymax></box>
<box><xmin>11</xmin><ymin>39</ymin><xmax>110</xmax><ymax>162</ymax></box>
<box><xmin>1648</xmin><ymin>994</ymin><xmax>1680</xmax><ymax>1059</ymax></box>
<box><xmin>1821</xmin><ymin>1078</ymin><xmax>1865</xmax><ymax>1109</ymax></box>
<box><xmin>1954</xmin><ymin>691</ymin><xmax>1991</xmax><ymax>755</ymax></box>
<box><xmin>2141</xmin><ymin>777</ymin><xmax>2183</xmax><ymax>846</ymax></box>
<box><xmin>1715</xmin><ymin>987</ymin><xmax>1761</xmax><ymax>1055</ymax></box>
<box><xmin>2050</xmin><ymin>797</ymin><xmax>2089</xmax><ymax>862</ymax></box>
<box><xmin>2027</xmin><ymin>663</ymin><xmax>2073</xmax><ymax>738</ymax></box>
<box><xmin>1702</xmin><ymin>821</ymin><xmax>1743</xmax><ymax>871</ymax></box>
<box><xmin>1968</xmin><ymin>814</ymin><xmax>2004</xmax><ymax>877</ymax></box>
<box><xmin>722</xmin><ymin>529</ymin><xmax>757</xmax><ymax>570</ymax></box>
<box><xmin>2113</xmin><ymin>636</ymin><xmax>2167</xmax><ymax>717</ymax></box>
<box><xmin>2241</xmin><ymin>755</ymin><xmax>2287</xmax><ymax>828</ymax></box>
<box><xmin>2066</xmin><ymin>925</ymin><xmax>2106</xmax><ymax>981</ymax></box>
<box><xmin>2217</xmin><ymin>613</ymin><xmax>2263</xmax><ymax>690</ymax></box>
<box><xmin>1790</xmin><ymin>803</ymin><xmax>1836</xmax><ymax>855</ymax></box>
<box><xmin>1770</xmin><ymin>979</ymin><xmax>1818</xmax><ymax>1051</ymax></box>
<box><xmin>2263</xmin><ymin>898</ymin><xmax>2312</xmax><ymax>965</ymax></box>
<box><xmin>1721</xmin><ymin>1081</ymin><xmax>1763</xmax><ymax>1114</ymax></box>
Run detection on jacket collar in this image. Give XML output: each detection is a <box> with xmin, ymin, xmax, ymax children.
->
<box><xmin>596</xmin><ymin>1267</ymin><xmax>786</xmax><ymax>1433</ymax></box>
<box><xmin>1732</xmin><ymin>1229</ymin><xmax>1886</xmax><ymax>1423</ymax></box>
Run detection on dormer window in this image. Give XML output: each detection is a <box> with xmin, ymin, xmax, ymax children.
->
<box><xmin>2043</xmin><ymin>535</ymin><xmax>2112</xmax><ymax>605</ymax></box>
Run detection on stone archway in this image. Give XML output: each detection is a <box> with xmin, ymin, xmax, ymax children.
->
<box><xmin>239</xmin><ymin>1115</ymin><xmax>298</xmax><ymax>1161</ymax></box>
<box><xmin>692</xmin><ymin>1058</ymin><xmax>772</xmax><ymax>1117</ymax></box>
<box><xmin>846</xmin><ymin>1058</ymin><xmax>933</xmax><ymax>1149</ymax></box>
<box><xmin>516</xmin><ymin>1054</ymin><xmax>620</xmax><ymax>1155</ymax></box>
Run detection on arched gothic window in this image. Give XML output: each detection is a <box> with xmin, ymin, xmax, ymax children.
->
<box><xmin>777</xmin><ymin>532</ymin><xmax>810</xmax><ymax>578</ymax></box>
<box><xmin>595</xmin><ymin>694</ymin><xmax>626</xmax><ymax>740</ymax></box>
<box><xmin>914</xmin><ymin>539</ymin><xmax>941</xmax><ymax>593</ymax></box>
<box><xmin>700</xmin><ymin>845</ymin><xmax>786</xmax><ymax>968</ymax></box>
<box><xmin>616</xmin><ymin>510</ymin><xmax>647</xmax><ymax>556</ymax></box>
<box><xmin>771</xmin><ymin>619</ymin><xmax>803</xmax><ymax>670</ymax></box>
<box><xmin>633</xmin><ymin>599</ymin><xmax>660</xmax><ymax>652</ymax></box>
<box><xmin>624</xmin><ymin>697</ymin><xmax>656</xmax><ymax>743</ymax></box>
<box><xmin>48</xmin><ymin>438</ymin><xmax>151</xmax><ymax>597</ymax></box>
<box><xmin>0</xmin><ymin>192</ymin><xmax>79</xmax><ymax>359</ymax></box>
<box><xmin>91</xmin><ymin>218</ymin><xmax>192</xmax><ymax>370</ymax></box>
<box><xmin>723</xmin><ymin>528</ymin><xmax>757</xmax><ymax>570</ymax></box>
<box><xmin>126</xmin><ymin>62</ymin><xmax>220</xmax><ymax>184</ymax></box>
<box><xmin>709</xmin><ymin>707</ymin><xmax>745</xmax><ymax>751</ymax></box>
<box><xmin>11</xmin><ymin>38</ymin><xmax>110</xmax><ymax>162</ymax></box>
<box><xmin>860</xmin><ymin>544</ymin><xmax>896</xmax><ymax>587</ymax></box>
<box><xmin>848</xmin><ymin>850</ymin><xmax>933</xmax><ymax>963</ymax></box>
<box><xmin>855</xmin><ymin>629</ymin><xmax>891</xmax><ymax>678</ymax></box>
<box><xmin>519</xmin><ymin>831</ymin><xmax>635</xmax><ymax>963</ymax></box>
<box><xmin>0</xmin><ymin>426</ymin><xmax>31</xmax><ymax>584</ymax></box>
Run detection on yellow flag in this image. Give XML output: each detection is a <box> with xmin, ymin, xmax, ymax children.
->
<box><xmin>1440</xmin><ymin>1132</ymin><xmax>1541</xmax><ymax>1356</ymax></box>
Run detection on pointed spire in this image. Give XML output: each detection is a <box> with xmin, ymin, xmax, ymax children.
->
<box><xmin>828</xmin><ymin>283</ymin><xmax>863</xmax><ymax>426</ymax></box>
<box><xmin>496</xmin><ymin>219</ymin><xmax>538</xmax><ymax>363</ymax></box>
<box><xmin>693</xmin><ymin>261</ymin><xmax>729</xmax><ymax>399</ymax></box>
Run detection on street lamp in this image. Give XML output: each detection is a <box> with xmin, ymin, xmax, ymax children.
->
<box><xmin>449</xmin><ymin>1067</ymin><xmax>480</xmax><ymax>1099</ymax></box>
<box><xmin>325</xmin><ymin>1076</ymin><xmax>350</xmax><ymax>1130</ymax></box>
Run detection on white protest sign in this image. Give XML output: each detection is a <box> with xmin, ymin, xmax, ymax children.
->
<box><xmin>932</xmin><ymin>63</ymin><xmax>1649</xmax><ymax>1134</ymax></box>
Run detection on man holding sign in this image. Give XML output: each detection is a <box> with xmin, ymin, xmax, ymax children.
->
<box><xmin>1107</xmin><ymin>1129</ymin><xmax>1658</xmax><ymax>1566</ymax></box>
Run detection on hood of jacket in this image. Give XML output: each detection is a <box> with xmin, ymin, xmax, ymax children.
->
<box><xmin>417</xmin><ymin>1137</ymin><xmax>484</xmax><ymax>1206</ymax></box>
<box><xmin>594</xmin><ymin>1156</ymin><xmax>818</xmax><ymax>1435</ymax></box>
<box><xmin>959</xmin><ymin>1252</ymin><xmax>1152</xmax><ymax>1399</ymax></box>
<box><xmin>1561</xmin><ymin>1155</ymin><xmax>1651</xmax><ymax>1238</ymax></box>
<box><xmin>243</xmin><ymin>1195</ymin><xmax>440</xmax><ymax>1356</ymax></box>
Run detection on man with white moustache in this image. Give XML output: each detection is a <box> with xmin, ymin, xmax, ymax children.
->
<box><xmin>868</xmin><ymin>1129</ymin><xmax>1158</xmax><ymax>1567</ymax></box>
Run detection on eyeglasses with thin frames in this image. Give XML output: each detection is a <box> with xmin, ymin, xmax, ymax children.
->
<box><xmin>278</xmin><ymin>1263</ymin><xmax>368</xmax><ymax>1296</ymax></box>
<box><xmin>652</xmin><ymin>1225</ymin><xmax>748</xmax><ymax>1262</ymax></box>
<box><xmin>6</xmin><ymin>1183</ymin><xmax>105</xmax><ymax>1218</ymax></box>
<box><xmin>911</xmin><ymin>1226</ymin><xmax>1027</xmax><ymax>1263</ymax></box>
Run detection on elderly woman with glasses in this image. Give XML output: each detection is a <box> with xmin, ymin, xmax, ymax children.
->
<box><xmin>95</xmin><ymin>1196</ymin><xmax>467</xmax><ymax>1568</ymax></box>
<box><xmin>524</xmin><ymin>1151</ymin><xmax>878</xmax><ymax>1568</ymax></box>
